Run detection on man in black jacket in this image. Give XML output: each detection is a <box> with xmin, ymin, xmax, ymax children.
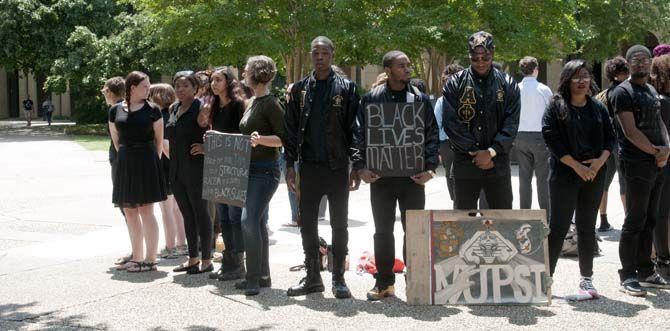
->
<box><xmin>442</xmin><ymin>31</ymin><xmax>520</xmax><ymax>209</ymax></box>
<box><xmin>284</xmin><ymin>36</ymin><xmax>361</xmax><ymax>299</ymax></box>
<box><xmin>355</xmin><ymin>50</ymin><xmax>439</xmax><ymax>300</ymax></box>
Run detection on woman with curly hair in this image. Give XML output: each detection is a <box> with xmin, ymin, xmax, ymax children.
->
<box><xmin>650</xmin><ymin>54</ymin><xmax>670</xmax><ymax>274</ymax></box>
<box><xmin>235</xmin><ymin>56</ymin><xmax>285</xmax><ymax>296</ymax></box>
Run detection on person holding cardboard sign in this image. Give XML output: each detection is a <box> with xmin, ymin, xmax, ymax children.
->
<box><xmin>354</xmin><ymin>50</ymin><xmax>439</xmax><ymax>300</ymax></box>
<box><xmin>285</xmin><ymin>36</ymin><xmax>362</xmax><ymax>299</ymax></box>
<box><xmin>442</xmin><ymin>31</ymin><xmax>520</xmax><ymax>210</ymax></box>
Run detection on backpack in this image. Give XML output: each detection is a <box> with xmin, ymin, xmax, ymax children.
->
<box><xmin>560</xmin><ymin>224</ymin><xmax>602</xmax><ymax>257</ymax></box>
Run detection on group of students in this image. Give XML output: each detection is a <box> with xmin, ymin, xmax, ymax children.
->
<box><xmin>104</xmin><ymin>31</ymin><xmax>670</xmax><ymax>301</ymax></box>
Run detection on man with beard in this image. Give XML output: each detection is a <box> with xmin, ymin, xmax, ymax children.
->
<box><xmin>355</xmin><ymin>50</ymin><xmax>439</xmax><ymax>300</ymax></box>
<box><xmin>284</xmin><ymin>36</ymin><xmax>361</xmax><ymax>299</ymax></box>
<box><xmin>612</xmin><ymin>45</ymin><xmax>670</xmax><ymax>296</ymax></box>
<box><xmin>442</xmin><ymin>31</ymin><xmax>520</xmax><ymax>209</ymax></box>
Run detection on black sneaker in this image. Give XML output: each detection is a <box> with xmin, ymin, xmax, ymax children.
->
<box><xmin>620</xmin><ymin>278</ymin><xmax>647</xmax><ymax>297</ymax></box>
<box><xmin>639</xmin><ymin>273</ymin><xmax>670</xmax><ymax>289</ymax></box>
<box><xmin>597</xmin><ymin>218</ymin><xmax>613</xmax><ymax>232</ymax></box>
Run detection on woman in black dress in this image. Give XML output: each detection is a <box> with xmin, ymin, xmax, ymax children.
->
<box><xmin>199</xmin><ymin>67</ymin><xmax>248</xmax><ymax>281</ymax></box>
<box><xmin>149</xmin><ymin>83</ymin><xmax>187</xmax><ymax>259</ymax></box>
<box><xmin>542</xmin><ymin>60</ymin><xmax>615</xmax><ymax>298</ymax></box>
<box><xmin>167</xmin><ymin>71</ymin><xmax>213</xmax><ymax>274</ymax></box>
<box><xmin>109</xmin><ymin>71</ymin><xmax>167</xmax><ymax>272</ymax></box>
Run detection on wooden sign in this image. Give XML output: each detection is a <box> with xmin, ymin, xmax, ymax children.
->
<box><xmin>202</xmin><ymin>132</ymin><xmax>251</xmax><ymax>207</ymax></box>
<box><xmin>406</xmin><ymin>210</ymin><xmax>551</xmax><ymax>305</ymax></box>
<box><xmin>365</xmin><ymin>102</ymin><xmax>425</xmax><ymax>177</ymax></box>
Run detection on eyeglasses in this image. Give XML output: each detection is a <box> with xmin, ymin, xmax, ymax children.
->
<box><xmin>470</xmin><ymin>55</ymin><xmax>492</xmax><ymax>63</ymax></box>
<box><xmin>570</xmin><ymin>76</ymin><xmax>591</xmax><ymax>83</ymax></box>
<box><xmin>629</xmin><ymin>59</ymin><xmax>651</xmax><ymax>66</ymax></box>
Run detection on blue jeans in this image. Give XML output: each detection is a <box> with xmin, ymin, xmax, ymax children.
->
<box><xmin>216</xmin><ymin>203</ymin><xmax>243</xmax><ymax>254</ymax></box>
<box><xmin>242</xmin><ymin>161</ymin><xmax>280</xmax><ymax>282</ymax></box>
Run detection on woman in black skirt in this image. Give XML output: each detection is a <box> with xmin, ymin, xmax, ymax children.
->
<box><xmin>199</xmin><ymin>67</ymin><xmax>248</xmax><ymax>281</ymax></box>
<box><xmin>109</xmin><ymin>71</ymin><xmax>167</xmax><ymax>272</ymax></box>
<box><xmin>167</xmin><ymin>71</ymin><xmax>213</xmax><ymax>274</ymax></box>
<box><xmin>542</xmin><ymin>60</ymin><xmax>616</xmax><ymax>298</ymax></box>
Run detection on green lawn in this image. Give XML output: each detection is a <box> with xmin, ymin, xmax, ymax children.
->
<box><xmin>69</xmin><ymin>135</ymin><xmax>110</xmax><ymax>151</ymax></box>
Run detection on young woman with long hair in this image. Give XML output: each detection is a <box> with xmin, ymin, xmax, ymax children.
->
<box><xmin>109</xmin><ymin>71</ymin><xmax>167</xmax><ymax>272</ymax></box>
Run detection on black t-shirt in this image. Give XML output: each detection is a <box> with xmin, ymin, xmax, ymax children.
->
<box><xmin>302</xmin><ymin>79</ymin><xmax>329</xmax><ymax>162</ymax></box>
<box><xmin>610</xmin><ymin>80</ymin><xmax>664</xmax><ymax>161</ymax></box>
<box><xmin>389</xmin><ymin>88</ymin><xmax>407</xmax><ymax>103</ymax></box>
<box><xmin>23</xmin><ymin>99</ymin><xmax>33</xmax><ymax>111</ymax></box>
<box><xmin>109</xmin><ymin>101</ymin><xmax>162</xmax><ymax>146</ymax></box>
<box><xmin>211</xmin><ymin>99</ymin><xmax>244</xmax><ymax>134</ymax></box>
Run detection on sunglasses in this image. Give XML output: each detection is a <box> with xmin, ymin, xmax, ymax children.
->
<box><xmin>570</xmin><ymin>76</ymin><xmax>591</xmax><ymax>83</ymax></box>
<box><xmin>629</xmin><ymin>58</ymin><xmax>651</xmax><ymax>66</ymax></box>
<box><xmin>173</xmin><ymin>70</ymin><xmax>195</xmax><ymax>81</ymax></box>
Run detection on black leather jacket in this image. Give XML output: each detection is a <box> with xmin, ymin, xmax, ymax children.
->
<box><xmin>353</xmin><ymin>83</ymin><xmax>440</xmax><ymax>172</ymax></box>
<box><xmin>442</xmin><ymin>67</ymin><xmax>520</xmax><ymax>178</ymax></box>
<box><xmin>284</xmin><ymin>70</ymin><xmax>361</xmax><ymax>170</ymax></box>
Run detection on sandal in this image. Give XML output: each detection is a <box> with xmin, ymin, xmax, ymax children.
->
<box><xmin>127</xmin><ymin>261</ymin><xmax>157</xmax><ymax>273</ymax></box>
<box><xmin>114</xmin><ymin>253</ymin><xmax>133</xmax><ymax>265</ymax></box>
<box><xmin>118</xmin><ymin>260</ymin><xmax>141</xmax><ymax>271</ymax></box>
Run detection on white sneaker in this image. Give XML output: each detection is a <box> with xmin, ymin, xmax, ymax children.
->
<box><xmin>579</xmin><ymin>277</ymin><xmax>600</xmax><ymax>298</ymax></box>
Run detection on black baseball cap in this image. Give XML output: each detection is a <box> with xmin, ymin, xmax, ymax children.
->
<box><xmin>468</xmin><ymin>31</ymin><xmax>495</xmax><ymax>54</ymax></box>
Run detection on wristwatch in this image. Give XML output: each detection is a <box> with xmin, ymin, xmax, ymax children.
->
<box><xmin>488</xmin><ymin>147</ymin><xmax>497</xmax><ymax>158</ymax></box>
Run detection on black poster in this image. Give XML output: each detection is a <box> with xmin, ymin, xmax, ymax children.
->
<box><xmin>202</xmin><ymin>132</ymin><xmax>251</xmax><ymax>207</ymax></box>
<box><xmin>365</xmin><ymin>102</ymin><xmax>425</xmax><ymax>177</ymax></box>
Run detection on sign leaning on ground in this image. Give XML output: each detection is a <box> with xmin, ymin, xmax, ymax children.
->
<box><xmin>202</xmin><ymin>132</ymin><xmax>251</xmax><ymax>208</ymax></box>
<box><xmin>365</xmin><ymin>102</ymin><xmax>425</xmax><ymax>177</ymax></box>
<box><xmin>406</xmin><ymin>210</ymin><xmax>551</xmax><ymax>305</ymax></box>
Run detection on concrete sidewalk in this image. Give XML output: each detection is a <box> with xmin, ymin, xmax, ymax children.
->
<box><xmin>1</xmin><ymin>133</ymin><xmax>668</xmax><ymax>331</ymax></box>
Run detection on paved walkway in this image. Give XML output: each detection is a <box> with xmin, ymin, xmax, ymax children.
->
<box><xmin>0</xmin><ymin>127</ymin><xmax>667</xmax><ymax>331</ymax></box>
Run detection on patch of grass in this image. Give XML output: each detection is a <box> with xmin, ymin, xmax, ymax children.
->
<box><xmin>69</xmin><ymin>135</ymin><xmax>110</xmax><ymax>151</ymax></box>
<box><xmin>63</xmin><ymin>124</ymin><xmax>108</xmax><ymax>136</ymax></box>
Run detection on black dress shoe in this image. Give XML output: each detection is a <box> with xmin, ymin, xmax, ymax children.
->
<box><xmin>235</xmin><ymin>277</ymin><xmax>271</xmax><ymax>289</ymax></box>
<box><xmin>173</xmin><ymin>262</ymin><xmax>199</xmax><ymax>273</ymax></box>
<box><xmin>192</xmin><ymin>263</ymin><xmax>214</xmax><ymax>275</ymax></box>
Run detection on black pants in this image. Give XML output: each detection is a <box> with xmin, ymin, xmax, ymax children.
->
<box><xmin>547</xmin><ymin>163</ymin><xmax>606</xmax><ymax>277</ymax></box>
<box><xmin>439</xmin><ymin>140</ymin><xmax>456</xmax><ymax>201</ymax></box>
<box><xmin>619</xmin><ymin>159</ymin><xmax>665</xmax><ymax>281</ymax></box>
<box><xmin>217</xmin><ymin>203</ymin><xmax>244</xmax><ymax>254</ymax></box>
<box><xmin>655</xmin><ymin>166</ymin><xmax>670</xmax><ymax>261</ymax></box>
<box><xmin>454</xmin><ymin>176</ymin><xmax>512</xmax><ymax>209</ymax></box>
<box><xmin>370</xmin><ymin>177</ymin><xmax>425</xmax><ymax>287</ymax></box>
<box><xmin>299</xmin><ymin>163</ymin><xmax>349</xmax><ymax>263</ymax></box>
<box><xmin>173</xmin><ymin>175</ymin><xmax>212</xmax><ymax>260</ymax></box>
<box><xmin>514</xmin><ymin>132</ymin><xmax>549</xmax><ymax>211</ymax></box>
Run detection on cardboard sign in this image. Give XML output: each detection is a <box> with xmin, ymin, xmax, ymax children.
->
<box><xmin>365</xmin><ymin>102</ymin><xmax>425</xmax><ymax>177</ymax></box>
<box><xmin>406</xmin><ymin>210</ymin><xmax>551</xmax><ymax>305</ymax></box>
<box><xmin>202</xmin><ymin>132</ymin><xmax>251</xmax><ymax>207</ymax></box>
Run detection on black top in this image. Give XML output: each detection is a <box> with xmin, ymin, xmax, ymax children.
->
<box><xmin>542</xmin><ymin>97</ymin><xmax>616</xmax><ymax>164</ymax></box>
<box><xmin>609</xmin><ymin>80</ymin><xmax>665</xmax><ymax>161</ymax></box>
<box><xmin>239</xmin><ymin>95</ymin><xmax>286</xmax><ymax>162</ymax></box>
<box><xmin>442</xmin><ymin>67</ymin><xmax>521</xmax><ymax>178</ymax></box>
<box><xmin>211</xmin><ymin>99</ymin><xmax>245</xmax><ymax>134</ymax></box>
<box><xmin>109</xmin><ymin>101</ymin><xmax>162</xmax><ymax>147</ymax></box>
<box><xmin>389</xmin><ymin>87</ymin><xmax>407</xmax><ymax>103</ymax></box>
<box><xmin>23</xmin><ymin>99</ymin><xmax>33</xmax><ymax>111</ymax></box>
<box><xmin>302</xmin><ymin>79</ymin><xmax>329</xmax><ymax>163</ymax></box>
<box><xmin>165</xmin><ymin>99</ymin><xmax>206</xmax><ymax>184</ymax></box>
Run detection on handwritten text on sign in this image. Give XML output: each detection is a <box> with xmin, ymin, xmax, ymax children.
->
<box><xmin>202</xmin><ymin>132</ymin><xmax>251</xmax><ymax>207</ymax></box>
<box><xmin>365</xmin><ymin>102</ymin><xmax>425</xmax><ymax>177</ymax></box>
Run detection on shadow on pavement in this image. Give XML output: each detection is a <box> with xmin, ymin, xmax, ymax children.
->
<box><xmin>0</xmin><ymin>302</ymin><xmax>109</xmax><ymax>330</ymax></box>
<box><xmin>645</xmin><ymin>289</ymin><xmax>670</xmax><ymax>309</ymax></box>
<box><xmin>106</xmin><ymin>268</ymin><xmax>169</xmax><ymax>283</ymax></box>
<box><xmin>468</xmin><ymin>305</ymin><xmax>556</xmax><ymax>326</ymax></box>
<box><xmin>209</xmin><ymin>283</ymin><xmax>461</xmax><ymax>321</ymax></box>
<box><xmin>567</xmin><ymin>295</ymin><xmax>649</xmax><ymax>316</ymax></box>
